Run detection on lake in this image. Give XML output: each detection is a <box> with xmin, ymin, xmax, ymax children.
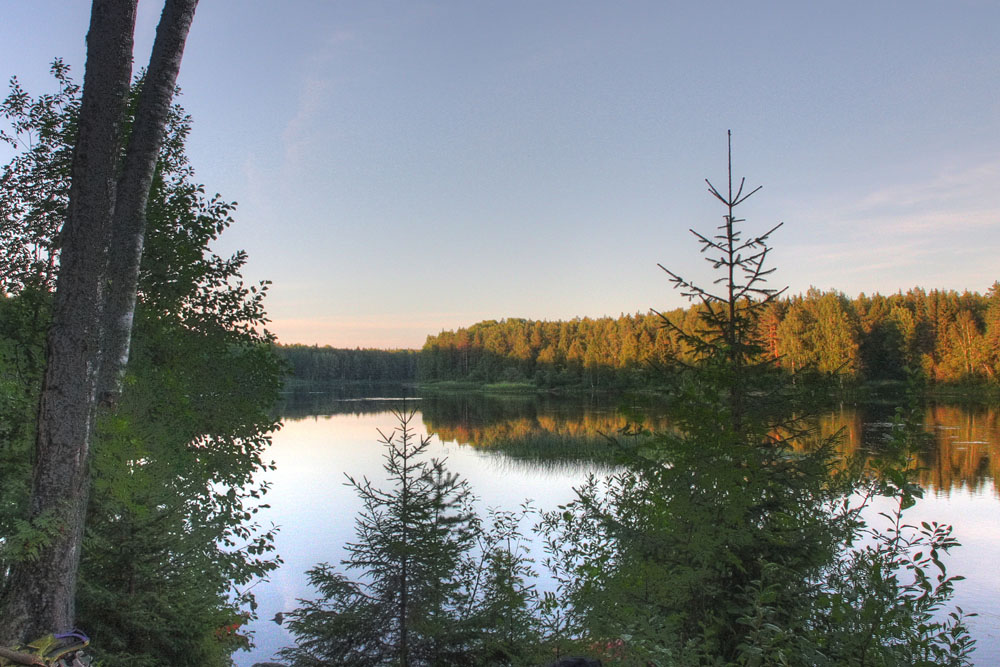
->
<box><xmin>235</xmin><ymin>389</ymin><xmax>1000</xmax><ymax>666</ymax></box>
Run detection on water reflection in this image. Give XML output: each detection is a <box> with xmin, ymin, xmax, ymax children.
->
<box><xmin>816</xmin><ymin>402</ymin><xmax>1000</xmax><ymax>497</ymax></box>
<box><xmin>280</xmin><ymin>390</ymin><xmax>999</xmax><ymax>497</ymax></box>
<box><xmin>236</xmin><ymin>391</ymin><xmax>1000</xmax><ymax>666</ymax></box>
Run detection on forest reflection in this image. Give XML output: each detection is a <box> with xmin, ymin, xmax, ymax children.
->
<box><xmin>815</xmin><ymin>402</ymin><xmax>998</xmax><ymax>496</ymax></box>
<box><xmin>279</xmin><ymin>387</ymin><xmax>998</xmax><ymax>497</ymax></box>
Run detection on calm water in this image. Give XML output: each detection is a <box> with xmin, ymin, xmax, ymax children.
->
<box><xmin>236</xmin><ymin>391</ymin><xmax>1000</xmax><ymax>666</ymax></box>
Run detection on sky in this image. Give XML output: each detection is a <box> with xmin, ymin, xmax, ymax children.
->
<box><xmin>1</xmin><ymin>1</ymin><xmax>998</xmax><ymax>348</ymax></box>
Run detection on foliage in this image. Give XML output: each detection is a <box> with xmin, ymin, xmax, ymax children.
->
<box><xmin>804</xmin><ymin>398</ymin><xmax>977</xmax><ymax>666</ymax></box>
<box><xmin>0</xmin><ymin>59</ymin><xmax>77</xmax><ymax>295</ymax></box>
<box><xmin>0</xmin><ymin>289</ymin><xmax>48</xmax><ymax>563</ymax></box>
<box><xmin>0</xmin><ymin>64</ymin><xmax>281</xmax><ymax>665</ymax></box>
<box><xmin>280</xmin><ymin>408</ymin><xmax>542</xmax><ymax>666</ymax></box>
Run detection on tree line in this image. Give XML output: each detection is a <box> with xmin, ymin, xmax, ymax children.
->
<box><xmin>277</xmin><ymin>344</ymin><xmax>419</xmax><ymax>384</ymax></box>
<box><xmin>418</xmin><ymin>284</ymin><xmax>1000</xmax><ymax>388</ymax></box>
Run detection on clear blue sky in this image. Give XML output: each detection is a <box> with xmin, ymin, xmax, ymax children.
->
<box><xmin>2</xmin><ymin>1</ymin><xmax>998</xmax><ymax>348</ymax></box>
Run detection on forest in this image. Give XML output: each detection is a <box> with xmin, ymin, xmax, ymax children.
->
<box><xmin>420</xmin><ymin>287</ymin><xmax>1000</xmax><ymax>388</ymax></box>
<box><xmin>277</xmin><ymin>345</ymin><xmax>419</xmax><ymax>384</ymax></box>
<box><xmin>279</xmin><ymin>284</ymin><xmax>1000</xmax><ymax>391</ymax></box>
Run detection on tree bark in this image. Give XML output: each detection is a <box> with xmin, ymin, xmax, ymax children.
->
<box><xmin>99</xmin><ymin>0</ymin><xmax>199</xmax><ymax>404</ymax></box>
<box><xmin>0</xmin><ymin>0</ymin><xmax>137</xmax><ymax>642</ymax></box>
<box><xmin>0</xmin><ymin>0</ymin><xmax>199</xmax><ymax>643</ymax></box>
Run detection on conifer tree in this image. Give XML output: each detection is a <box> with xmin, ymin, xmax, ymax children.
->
<box><xmin>281</xmin><ymin>408</ymin><xmax>540</xmax><ymax>666</ymax></box>
<box><xmin>541</xmin><ymin>132</ymin><xmax>828</xmax><ymax>662</ymax></box>
<box><xmin>540</xmin><ymin>133</ymin><xmax>974</xmax><ymax>665</ymax></box>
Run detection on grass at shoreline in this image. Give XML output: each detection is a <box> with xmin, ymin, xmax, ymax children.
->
<box><xmin>285</xmin><ymin>376</ymin><xmax>1000</xmax><ymax>405</ymax></box>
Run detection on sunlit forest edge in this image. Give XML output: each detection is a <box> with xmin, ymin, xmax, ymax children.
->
<box><xmin>278</xmin><ymin>283</ymin><xmax>1000</xmax><ymax>392</ymax></box>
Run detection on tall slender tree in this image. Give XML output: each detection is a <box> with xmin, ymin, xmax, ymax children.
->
<box><xmin>539</xmin><ymin>133</ymin><xmax>853</xmax><ymax>663</ymax></box>
<box><xmin>1</xmin><ymin>0</ymin><xmax>199</xmax><ymax>642</ymax></box>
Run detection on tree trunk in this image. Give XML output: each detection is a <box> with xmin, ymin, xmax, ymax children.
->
<box><xmin>0</xmin><ymin>0</ymin><xmax>137</xmax><ymax>642</ymax></box>
<box><xmin>0</xmin><ymin>0</ymin><xmax>199</xmax><ymax>643</ymax></box>
<box><xmin>98</xmin><ymin>0</ymin><xmax>199</xmax><ymax>405</ymax></box>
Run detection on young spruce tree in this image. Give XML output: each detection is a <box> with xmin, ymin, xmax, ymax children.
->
<box><xmin>281</xmin><ymin>407</ymin><xmax>541</xmax><ymax>666</ymax></box>
<box><xmin>540</xmin><ymin>132</ymin><xmax>973</xmax><ymax>665</ymax></box>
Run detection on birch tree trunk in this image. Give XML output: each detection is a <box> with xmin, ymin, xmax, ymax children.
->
<box><xmin>0</xmin><ymin>0</ymin><xmax>199</xmax><ymax>642</ymax></box>
<box><xmin>98</xmin><ymin>0</ymin><xmax>198</xmax><ymax>404</ymax></box>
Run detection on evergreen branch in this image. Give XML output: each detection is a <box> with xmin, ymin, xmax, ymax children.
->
<box><xmin>691</xmin><ymin>228</ymin><xmax>725</xmax><ymax>252</ymax></box>
<box><xmin>733</xmin><ymin>176</ymin><xmax>746</xmax><ymax>202</ymax></box>
<box><xmin>733</xmin><ymin>183</ymin><xmax>763</xmax><ymax>206</ymax></box>
<box><xmin>705</xmin><ymin>178</ymin><xmax>728</xmax><ymax>204</ymax></box>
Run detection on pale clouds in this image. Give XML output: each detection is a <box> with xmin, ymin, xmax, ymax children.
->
<box><xmin>856</xmin><ymin>160</ymin><xmax>1000</xmax><ymax>214</ymax></box>
<box><xmin>280</xmin><ymin>76</ymin><xmax>333</xmax><ymax>173</ymax></box>
<box><xmin>840</xmin><ymin>159</ymin><xmax>1000</xmax><ymax>234</ymax></box>
<box><xmin>280</xmin><ymin>30</ymin><xmax>355</xmax><ymax>174</ymax></box>
<box><xmin>782</xmin><ymin>157</ymin><xmax>1000</xmax><ymax>296</ymax></box>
